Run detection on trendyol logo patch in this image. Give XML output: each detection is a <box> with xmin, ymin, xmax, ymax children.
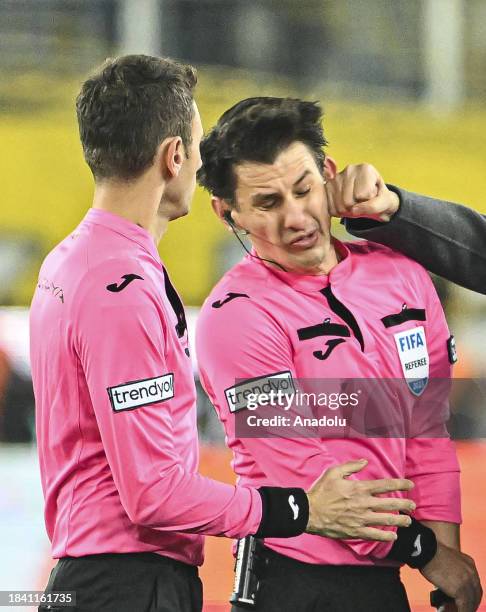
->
<box><xmin>394</xmin><ymin>326</ymin><xmax>429</xmax><ymax>396</ymax></box>
<box><xmin>225</xmin><ymin>371</ymin><xmax>295</xmax><ymax>413</ymax></box>
<box><xmin>107</xmin><ymin>374</ymin><xmax>174</xmax><ymax>412</ymax></box>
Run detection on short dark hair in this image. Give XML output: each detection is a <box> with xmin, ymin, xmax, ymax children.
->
<box><xmin>76</xmin><ymin>54</ymin><xmax>197</xmax><ymax>181</ymax></box>
<box><xmin>197</xmin><ymin>97</ymin><xmax>327</xmax><ymax>204</ymax></box>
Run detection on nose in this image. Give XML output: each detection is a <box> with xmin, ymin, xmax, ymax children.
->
<box><xmin>283</xmin><ymin>197</ymin><xmax>308</xmax><ymax>230</ymax></box>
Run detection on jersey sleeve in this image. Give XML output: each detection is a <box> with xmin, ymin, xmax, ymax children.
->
<box><xmin>73</xmin><ymin>266</ymin><xmax>262</xmax><ymax>538</ymax></box>
<box><xmin>400</xmin><ymin>260</ymin><xmax>461</xmax><ymax>524</ymax></box>
<box><xmin>344</xmin><ymin>186</ymin><xmax>486</xmax><ymax>295</ymax></box>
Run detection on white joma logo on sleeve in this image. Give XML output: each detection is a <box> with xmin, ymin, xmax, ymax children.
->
<box><xmin>288</xmin><ymin>495</ymin><xmax>299</xmax><ymax>520</ymax></box>
<box><xmin>107</xmin><ymin>374</ymin><xmax>174</xmax><ymax>412</ymax></box>
<box><xmin>411</xmin><ymin>534</ymin><xmax>422</xmax><ymax>557</ymax></box>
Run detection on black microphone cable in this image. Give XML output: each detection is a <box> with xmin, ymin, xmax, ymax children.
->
<box><xmin>226</xmin><ymin>216</ymin><xmax>287</xmax><ymax>272</ymax></box>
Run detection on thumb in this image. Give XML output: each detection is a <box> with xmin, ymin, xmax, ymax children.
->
<box><xmin>350</xmin><ymin>196</ymin><xmax>388</xmax><ymax>219</ymax></box>
<box><xmin>337</xmin><ymin>458</ymin><xmax>368</xmax><ymax>478</ymax></box>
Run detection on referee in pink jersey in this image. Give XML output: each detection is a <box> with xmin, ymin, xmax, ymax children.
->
<box><xmin>196</xmin><ymin>97</ymin><xmax>482</xmax><ymax>611</ymax></box>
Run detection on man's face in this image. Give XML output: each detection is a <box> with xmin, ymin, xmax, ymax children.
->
<box><xmin>231</xmin><ymin>142</ymin><xmax>336</xmax><ymax>274</ymax></box>
<box><xmin>161</xmin><ymin>102</ymin><xmax>203</xmax><ymax>219</ymax></box>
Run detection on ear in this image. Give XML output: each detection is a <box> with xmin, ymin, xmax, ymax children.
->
<box><xmin>159</xmin><ymin>136</ymin><xmax>185</xmax><ymax>180</ymax></box>
<box><xmin>211</xmin><ymin>197</ymin><xmax>234</xmax><ymax>230</ymax></box>
<box><xmin>323</xmin><ymin>156</ymin><xmax>338</xmax><ymax>181</ymax></box>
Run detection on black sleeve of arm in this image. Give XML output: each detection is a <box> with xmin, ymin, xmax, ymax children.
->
<box><xmin>343</xmin><ymin>186</ymin><xmax>486</xmax><ymax>295</ymax></box>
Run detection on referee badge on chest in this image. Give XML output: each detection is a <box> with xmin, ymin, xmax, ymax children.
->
<box><xmin>394</xmin><ymin>326</ymin><xmax>429</xmax><ymax>396</ymax></box>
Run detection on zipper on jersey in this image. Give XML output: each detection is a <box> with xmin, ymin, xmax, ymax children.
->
<box><xmin>320</xmin><ymin>285</ymin><xmax>365</xmax><ymax>352</ymax></box>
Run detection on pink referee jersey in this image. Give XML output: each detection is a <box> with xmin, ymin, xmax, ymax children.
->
<box><xmin>30</xmin><ymin>208</ymin><xmax>263</xmax><ymax>566</ymax></box>
<box><xmin>196</xmin><ymin>239</ymin><xmax>461</xmax><ymax>566</ymax></box>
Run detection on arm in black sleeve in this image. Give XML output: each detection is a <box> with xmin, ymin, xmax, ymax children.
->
<box><xmin>344</xmin><ymin>186</ymin><xmax>486</xmax><ymax>295</ymax></box>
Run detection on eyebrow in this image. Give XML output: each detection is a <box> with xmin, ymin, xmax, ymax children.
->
<box><xmin>293</xmin><ymin>170</ymin><xmax>311</xmax><ymax>186</ymax></box>
<box><xmin>250</xmin><ymin>170</ymin><xmax>311</xmax><ymax>206</ymax></box>
<box><xmin>251</xmin><ymin>192</ymin><xmax>278</xmax><ymax>206</ymax></box>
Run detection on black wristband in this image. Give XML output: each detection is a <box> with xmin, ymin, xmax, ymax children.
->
<box><xmin>254</xmin><ymin>487</ymin><xmax>308</xmax><ymax>538</ymax></box>
<box><xmin>386</xmin><ymin>517</ymin><xmax>437</xmax><ymax>569</ymax></box>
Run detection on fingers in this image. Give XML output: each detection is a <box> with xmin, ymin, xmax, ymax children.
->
<box><xmin>350</xmin><ymin>179</ymin><xmax>399</xmax><ymax>221</ymax></box>
<box><xmin>476</xmin><ymin>580</ymin><xmax>483</xmax><ymax>610</ymax></box>
<box><xmin>455</xmin><ymin>592</ymin><xmax>480</xmax><ymax>612</ymax></box>
<box><xmin>352</xmin><ymin>527</ymin><xmax>398</xmax><ymax>542</ymax></box>
<box><xmin>341</xmin><ymin>164</ymin><xmax>380</xmax><ymax>208</ymax></box>
<box><xmin>440</xmin><ymin>604</ymin><xmax>457</xmax><ymax>612</ymax></box>
<box><xmin>353</xmin><ymin>166</ymin><xmax>381</xmax><ymax>202</ymax></box>
<box><xmin>363</xmin><ymin>512</ymin><xmax>412</xmax><ymax>528</ymax></box>
<box><xmin>332</xmin><ymin>458</ymin><xmax>368</xmax><ymax>478</ymax></box>
<box><xmin>350</xmin><ymin>177</ymin><xmax>385</xmax><ymax>215</ymax></box>
<box><xmin>362</xmin><ymin>477</ymin><xmax>414</xmax><ymax>495</ymax></box>
<box><xmin>341</xmin><ymin>171</ymin><xmax>357</xmax><ymax>212</ymax></box>
<box><xmin>421</xmin><ymin>546</ymin><xmax>481</xmax><ymax>612</ymax></box>
<box><xmin>326</xmin><ymin>164</ymin><xmax>382</xmax><ymax>218</ymax></box>
<box><xmin>469</xmin><ymin>564</ymin><xmax>483</xmax><ymax>611</ymax></box>
<box><xmin>369</xmin><ymin>496</ymin><xmax>416</xmax><ymax>513</ymax></box>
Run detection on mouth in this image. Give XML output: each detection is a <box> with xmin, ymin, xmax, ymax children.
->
<box><xmin>288</xmin><ymin>229</ymin><xmax>319</xmax><ymax>249</ymax></box>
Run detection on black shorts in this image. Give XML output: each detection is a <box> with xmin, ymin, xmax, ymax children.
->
<box><xmin>38</xmin><ymin>552</ymin><xmax>203</xmax><ymax>612</ymax></box>
<box><xmin>231</xmin><ymin>545</ymin><xmax>411</xmax><ymax>612</ymax></box>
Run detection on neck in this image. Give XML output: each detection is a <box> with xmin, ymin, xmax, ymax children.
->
<box><xmin>312</xmin><ymin>240</ymin><xmax>341</xmax><ymax>275</ymax></box>
<box><xmin>92</xmin><ymin>171</ymin><xmax>169</xmax><ymax>245</ymax></box>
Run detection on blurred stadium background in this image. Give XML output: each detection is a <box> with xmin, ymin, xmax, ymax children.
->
<box><xmin>1</xmin><ymin>1</ymin><xmax>486</xmax><ymax>610</ymax></box>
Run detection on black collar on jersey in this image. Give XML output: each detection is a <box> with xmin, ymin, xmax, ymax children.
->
<box><xmin>163</xmin><ymin>267</ymin><xmax>187</xmax><ymax>339</ymax></box>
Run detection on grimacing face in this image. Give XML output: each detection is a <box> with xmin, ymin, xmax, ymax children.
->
<box><xmin>231</xmin><ymin>142</ymin><xmax>337</xmax><ymax>275</ymax></box>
